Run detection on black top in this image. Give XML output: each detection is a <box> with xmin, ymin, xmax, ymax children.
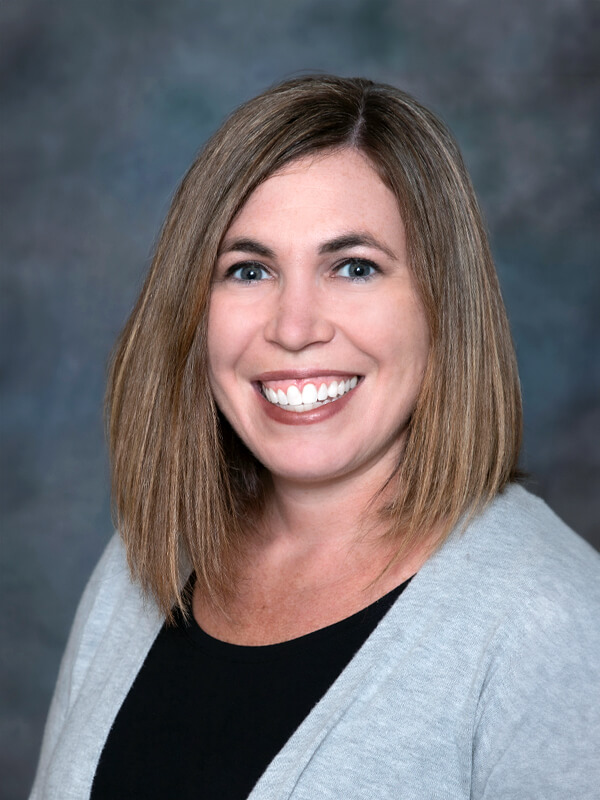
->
<box><xmin>91</xmin><ymin>577</ymin><xmax>410</xmax><ymax>800</ymax></box>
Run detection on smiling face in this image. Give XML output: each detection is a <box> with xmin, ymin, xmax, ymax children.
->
<box><xmin>207</xmin><ymin>148</ymin><xmax>429</xmax><ymax>491</ymax></box>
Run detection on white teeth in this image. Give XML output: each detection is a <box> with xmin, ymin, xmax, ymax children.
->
<box><xmin>287</xmin><ymin>385</ymin><xmax>302</xmax><ymax>406</ymax></box>
<box><xmin>287</xmin><ymin>402</ymin><xmax>316</xmax><ymax>413</ymax></box>
<box><xmin>301</xmin><ymin>383</ymin><xmax>318</xmax><ymax>404</ymax></box>
<box><xmin>262</xmin><ymin>376</ymin><xmax>360</xmax><ymax>411</ymax></box>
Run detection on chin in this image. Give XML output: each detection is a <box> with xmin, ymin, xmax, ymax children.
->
<box><xmin>257</xmin><ymin>451</ymin><xmax>351</xmax><ymax>485</ymax></box>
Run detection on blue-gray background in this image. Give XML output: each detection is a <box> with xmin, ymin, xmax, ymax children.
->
<box><xmin>1</xmin><ymin>0</ymin><xmax>598</xmax><ymax>796</ymax></box>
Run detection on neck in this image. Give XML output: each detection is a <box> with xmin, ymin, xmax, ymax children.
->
<box><xmin>243</xmin><ymin>458</ymin><xmax>418</xmax><ymax>595</ymax></box>
<box><xmin>196</xmin><ymin>461</ymin><xmax>439</xmax><ymax>645</ymax></box>
<box><xmin>263</xmin><ymin>470</ymin><xmax>387</xmax><ymax>553</ymax></box>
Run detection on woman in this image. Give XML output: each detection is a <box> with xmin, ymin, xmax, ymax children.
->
<box><xmin>30</xmin><ymin>75</ymin><xmax>599</xmax><ymax>799</ymax></box>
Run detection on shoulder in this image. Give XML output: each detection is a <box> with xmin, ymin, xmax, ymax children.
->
<box><xmin>412</xmin><ymin>484</ymin><xmax>600</xmax><ymax>699</ymax></box>
<box><xmin>455</xmin><ymin>487</ymin><xmax>600</xmax><ymax>797</ymax></box>
<box><xmin>69</xmin><ymin>534</ymin><xmax>138</xmax><ymax>644</ymax></box>
<box><xmin>454</xmin><ymin>485</ymin><xmax>600</xmax><ymax>718</ymax></box>
<box><xmin>450</xmin><ymin>484</ymin><xmax>600</xmax><ymax>619</ymax></box>
<box><xmin>78</xmin><ymin>532</ymin><xmax>135</xmax><ymax>611</ymax></box>
<box><xmin>58</xmin><ymin>533</ymin><xmax>159</xmax><ymax>707</ymax></box>
<box><xmin>29</xmin><ymin>534</ymin><xmax>162</xmax><ymax>799</ymax></box>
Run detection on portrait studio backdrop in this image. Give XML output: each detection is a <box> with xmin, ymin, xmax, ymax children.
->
<box><xmin>1</xmin><ymin>0</ymin><xmax>598</xmax><ymax>797</ymax></box>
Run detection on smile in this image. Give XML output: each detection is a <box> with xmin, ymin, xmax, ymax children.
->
<box><xmin>260</xmin><ymin>376</ymin><xmax>359</xmax><ymax>413</ymax></box>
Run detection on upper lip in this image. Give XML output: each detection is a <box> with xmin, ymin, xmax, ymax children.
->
<box><xmin>254</xmin><ymin>369</ymin><xmax>360</xmax><ymax>382</ymax></box>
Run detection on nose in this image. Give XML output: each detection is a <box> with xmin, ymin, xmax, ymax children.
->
<box><xmin>263</xmin><ymin>277</ymin><xmax>335</xmax><ymax>351</ymax></box>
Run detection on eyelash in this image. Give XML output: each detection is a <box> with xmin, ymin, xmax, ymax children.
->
<box><xmin>224</xmin><ymin>262</ymin><xmax>272</xmax><ymax>283</ymax></box>
<box><xmin>222</xmin><ymin>257</ymin><xmax>381</xmax><ymax>284</ymax></box>
<box><xmin>333</xmin><ymin>258</ymin><xmax>380</xmax><ymax>282</ymax></box>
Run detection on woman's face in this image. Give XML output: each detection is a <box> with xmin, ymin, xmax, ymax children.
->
<box><xmin>208</xmin><ymin>148</ymin><xmax>429</xmax><ymax>490</ymax></box>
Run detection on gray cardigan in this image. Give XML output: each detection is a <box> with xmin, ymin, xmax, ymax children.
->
<box><xmin>30</xmin><ymin>486</ymin><xmax>600</xmax><ymax>799</ymax></box>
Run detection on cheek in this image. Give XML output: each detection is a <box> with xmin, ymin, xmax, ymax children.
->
<box><xmin>207</xmin><ymin>294</ymin><xmax>242</xmax><ymax>368</ymax></box>
<box><xmin>403</xmin><ymin>311</ymin><xmax>430</xmax><ymax>366</ymax></box>
<box><xmin>363</xmin><ymin>296</ymin><xmax>429</xmax><ymax>367</ymax></box>
<box><xmin>207</xmin><ymin>292</ymin><xmax>264</xmax><ymax>367</ymax></box>
<box><xmin>206</xmin><ymin>295</ymin><xmax>262</xmax><ymax>415</ymax></box>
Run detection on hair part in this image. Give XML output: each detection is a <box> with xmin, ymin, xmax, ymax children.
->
<box><xmin>106</xmin><ymin>75</ymin><xmax>522</xmax><ymax>618</ymax></box>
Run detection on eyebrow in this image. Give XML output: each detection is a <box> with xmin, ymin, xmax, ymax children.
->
<box><xmin>318</xmin><ymin>233</ymin><xmax>396</xmax><ymax>260</ymax></box>
<box><xmin>218</xmin><ymin>232</ymin><xmax>397</xmax><ymax>261</ymax></box>
<box><xmin>218</xmin><ymin>237</ymin><xmax>276</xmax><ymax>258</ymax></box>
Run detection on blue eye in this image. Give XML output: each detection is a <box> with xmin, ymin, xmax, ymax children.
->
<box><xmin>229</xmin><ymin>263</ymin><xmax>270</xmax><ymax>282</ymax></box>
<box><xmin>336</xmin><ymin>259</ymin><xmax>378</xmax><ymax>280</ymax></box>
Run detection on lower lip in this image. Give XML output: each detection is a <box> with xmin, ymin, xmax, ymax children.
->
<box><xmin>256</xmin><ymin>385</ymin><xmax>357</xmax><ymax>425</ymax></box>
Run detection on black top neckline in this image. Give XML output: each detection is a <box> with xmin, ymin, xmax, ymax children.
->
<box><xmin>92</xmin><ymin>571</ymin><xmax>413</xmax><ymax>799</ymax></box>
<box><xmin>180</xmin><ymin>576</ymin><xmax>412</xmax><ymax>663</ymax></box>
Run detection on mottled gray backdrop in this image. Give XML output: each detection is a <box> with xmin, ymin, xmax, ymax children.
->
<box><xmin>1</xmin><ymin>0</ymin><xmax>598</xmax><ymax>796</ymax></box>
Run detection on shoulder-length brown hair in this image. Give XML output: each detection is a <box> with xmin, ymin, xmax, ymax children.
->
<box><xmin>106</xmin><ymin>75</ymin><xmax>522</xmax><ymax>616</ymax></box>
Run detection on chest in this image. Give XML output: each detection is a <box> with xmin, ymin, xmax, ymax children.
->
<box><xmin>90</xmin><ymin>584</ymin><xmax>407</xmax><ymax>799</ymax></box>
<box><xmin>193</xmin><ymin>555</ymin><xmax>416</xmax><ymax>645</ymax></box>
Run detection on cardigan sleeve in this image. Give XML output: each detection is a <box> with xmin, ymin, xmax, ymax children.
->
<box><xmin>471</xmin><ymin>582</ymin><xmax>600</xmax><ymax>799</ymax></box>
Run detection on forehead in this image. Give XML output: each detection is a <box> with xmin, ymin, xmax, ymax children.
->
<box><xmin>223</xmin><ymin>148</ymin><xmax>405</xmax><ymax>248</ymax></box>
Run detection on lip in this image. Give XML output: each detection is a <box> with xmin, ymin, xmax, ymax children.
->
<box><xmin>255</xmin><ymin>384</ymin><xmax>356</xmax><ymax>425</ymax></box>
<box><xmin>254</xmin><ymin>369</ymin><xmax>359</xmax><ymax>382</ymax></box>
